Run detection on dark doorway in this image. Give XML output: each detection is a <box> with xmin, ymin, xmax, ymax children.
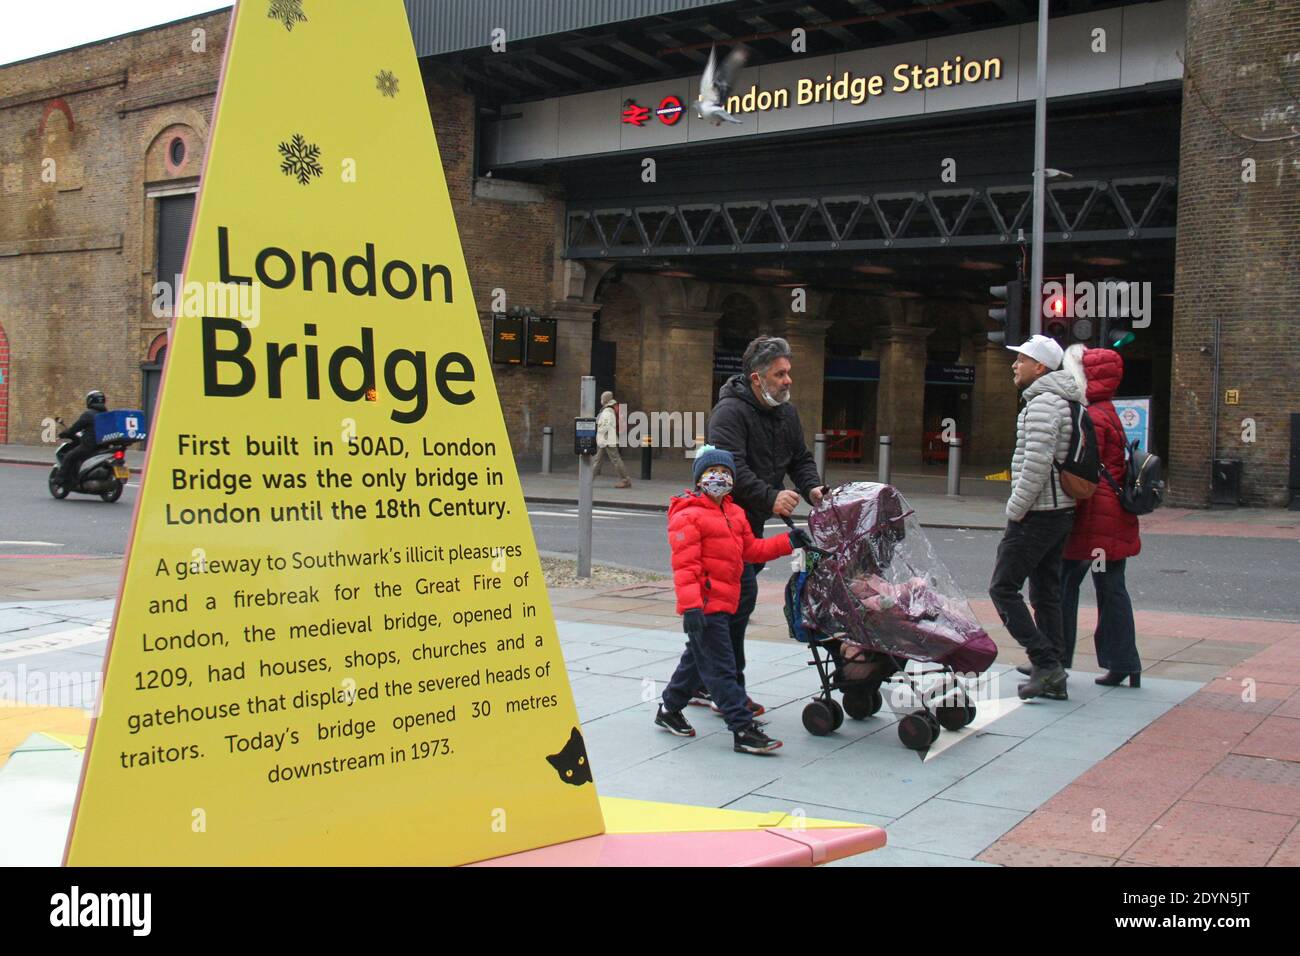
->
<box><xmin>140</xmin><ymin>346</ymin><xmax>166</xmax><ymax>447</ymax></box>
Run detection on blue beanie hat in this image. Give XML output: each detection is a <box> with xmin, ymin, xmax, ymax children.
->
<box><xmin>693</xmin><ymin>444</ymin><xmax>735</xmax><ymax>486</ymax></box>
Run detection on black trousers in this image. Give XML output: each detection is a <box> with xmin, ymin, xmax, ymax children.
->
<box><xmin>988</xmin><ymin>509</ymin><xmax>1075</xmax><ymax>669</ymax></box>
<box><xmin>729</xmin><ymin>561</ymin><xmax>762</xmax><ymax>689</ymax></box>
<box><xmin>59</xmin><ymin>444</ymin><xmax>93</xmax><ymax>487</ymax></box>
<box><xmin>1062</xmin><ymin>557</ymin><xmax>1141</xmax><ymax>673</ymax></box>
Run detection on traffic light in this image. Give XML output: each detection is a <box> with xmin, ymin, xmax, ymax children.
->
<box><xmin>1042</xmin><ymin>283</ymin><xmax>1069</xmax><ymax>343</ymax></box>
<box><xmin>1099</xmin><ymin>314</ymin><xmax>1136</xmax><ymax>349</ymax></box>
<box><xmin>987</xmin><ymin>279</ymin><xmax>1025</xmax><ymax>347</ymax></box>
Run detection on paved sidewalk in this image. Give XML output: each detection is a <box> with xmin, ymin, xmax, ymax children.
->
<box><xmin>0</xmin><ymin>442</ymin><xmax>144</xmax><ymax>475</ymax></box>
<box><xmin>6</xmin><ymin>441</ymin><xmax>1296</xmax><ymax>536</ymax></box>
<box><xmin>5</xmin><ymin>553</ymin><xmax>1296</xmax><ymax>866</ymax></box>
<box><xmin>526</xmin><ymin>457</ymin><xmax>1013</xmax><ymax>530</ymax></box>
<box><xmin>521</xmin><ymin>461</ymin><xmax>1300</xmax><ymax>538</ymax></box>
<box><xmin>546</xmin><ymin>575</ymin><xmax>1299</xmax><ymax>867</ymax></box>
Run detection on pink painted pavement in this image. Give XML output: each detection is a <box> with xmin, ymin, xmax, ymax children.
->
<box><xmin>979</xmin><ymin>616</ymin><xmax>1300</xmax><ymax>867</ymax></box>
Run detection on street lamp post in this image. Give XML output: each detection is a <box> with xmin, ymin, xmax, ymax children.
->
<box><xmin>1030</xmin><ymin>0</ymin><xmax>1050</xmax><ymax>337</ymax></box>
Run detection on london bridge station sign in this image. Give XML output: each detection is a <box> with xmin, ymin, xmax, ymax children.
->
<box><xmin>486</xmin><ymin>0</ymin><xmax>1184</xmax><ymax>166</ymax></box>
<box><xmin>717</xmin><ymin>55</ymin><xmax>1006</xmax><ymax>116</ymax></box>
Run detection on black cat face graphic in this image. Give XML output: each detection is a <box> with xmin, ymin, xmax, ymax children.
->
<box><xmin>546</xmin><ymin>727</ymin><xmax>593</xmax><ymax>786</ymax></box>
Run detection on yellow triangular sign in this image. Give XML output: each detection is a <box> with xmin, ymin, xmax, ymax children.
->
<box><xmin>66</xmin><ymin>0</ymin><xmax>603</xmax><ymax>865</ymax></box>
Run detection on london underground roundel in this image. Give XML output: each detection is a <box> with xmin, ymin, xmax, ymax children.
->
<box><xmin>657</xmin><ymin>95</ymin><xmax>683</xmax><ymax>125</ymax></box>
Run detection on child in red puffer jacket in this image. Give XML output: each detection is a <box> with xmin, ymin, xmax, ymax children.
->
<box><xmin>653</xmin><ymin>446</ymin><xmax>808</xmax><ymax>754</ymax></box>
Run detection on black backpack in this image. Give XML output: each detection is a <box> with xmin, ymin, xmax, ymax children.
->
<box><xmin>1103</xmin><ymin>439</ymin><xmax>1166</xmax><ymax>515</ymax></box>
<box><xmin>1054</xmin><ymin>401</ymin><xmax>1100</xmax><ymax>501</ymax></box>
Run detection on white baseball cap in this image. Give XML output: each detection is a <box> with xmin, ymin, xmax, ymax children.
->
<box><xmin>1008</xmin><ymin>334</ymin><xmax>1064</xmax><ymax>371</ymax></box>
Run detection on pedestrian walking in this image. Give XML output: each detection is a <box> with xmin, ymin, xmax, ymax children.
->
<box><xmin>988</xmin><ymin>334</ymin><xmax>1085</xmax><ymax>700</ymax></box>
<box><xmin>654</xmin><ymin>446</ymin><xmax>809</xmax><ymax>754</ymax></box>
<box><xmin>703</xmin><ymin>335</ymin><xmax>824</xmax><ymax>714</ymax></box>
<box><xmin>591</xmin><ymin>390</ymin><xmax>631</xmax><ymax>488</ymax></box>
<box><xmin>1059</xmin><ymin>345</ymin><xmax>1142</xmax><ymax>687</ymax></box>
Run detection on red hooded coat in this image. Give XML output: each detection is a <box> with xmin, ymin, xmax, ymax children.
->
<box><xmin>1063</xmin><ymin>349</ymin><xmax>1141</xmax><ymax>561</ymax></box>
<box><xmin>668</xmin><ymin>491</ymin><xmax>793</xmax><ymax>614</ymax></box>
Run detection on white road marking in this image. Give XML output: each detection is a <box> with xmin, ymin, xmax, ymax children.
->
<box><xmin>0</xmin><ymin>625</ymin><xmax>109</xmax><ymax>661</ymax></box>
<box><xmin>924</xmin><ymin>696</ymin><xmax>1025</xmax><ymax>762</ymax></box>
<box><xmin>527</xmin><ymin>510</ymin><xmax>621</xmax><ymax>520</ymax></box>
<box><xmin>0</xmin><ymin>541</ymin><xmax>63</xmax><ymax>547</ymax></box>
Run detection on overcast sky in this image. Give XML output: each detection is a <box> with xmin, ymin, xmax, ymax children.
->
<box><xmin>1</xmin><ymin>1</ymin><xmax>231</xmax><ymax>66</ymax></box>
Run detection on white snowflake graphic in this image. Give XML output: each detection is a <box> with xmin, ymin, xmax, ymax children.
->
<box><xmin>268</xmin><ymin>0</ymin><xmax>307</xmax><ymax>32</ymax></box>
<box><xmin>376</xmin><ymin>70</ymin><xmax>399</xmax><ymax>97</ymax></box>
<box><xmin>278</xmin><ymin>134</ymin><xmax>323</xmax><ymax>185</ymax></box>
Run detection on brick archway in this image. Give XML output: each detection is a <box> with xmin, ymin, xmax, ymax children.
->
<box><xmin>0</xmin><ymin>319</ymin><xmax>9</xmax><ymax>444</ymax></box>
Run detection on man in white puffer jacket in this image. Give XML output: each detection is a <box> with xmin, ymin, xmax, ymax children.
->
<box><xmin>988</xmin><ymin>334</ymin><xmax>1086</xmax><ymax>701</ymax></box>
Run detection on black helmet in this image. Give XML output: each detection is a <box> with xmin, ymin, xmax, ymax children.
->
<box><xmin>86</xmin><ymin>390</ymin><xmax>106</xmax><ymax>409</ymax></box>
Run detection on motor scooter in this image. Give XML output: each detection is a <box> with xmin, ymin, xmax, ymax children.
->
<box><xmin>48</xmin><ymin>417</ymin><xmax>137</xmax><ymax>503</ymax></box>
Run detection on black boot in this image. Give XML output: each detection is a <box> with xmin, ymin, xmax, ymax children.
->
<box><xmin>1015</xmin><ymin>664</ymin><xmax>1031</xmax><ymax>676</ymax></box>
<box><xmin>1018</xmin><ymin>665</ymin><xmax>1067</xmax><ymax>700</ymax></box>
<box><xmin>1095</xmin><ymin>671</ymin><xmax>1141</xmax><ymax>688</ymax></box>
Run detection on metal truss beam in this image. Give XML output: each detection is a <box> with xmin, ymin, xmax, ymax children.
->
<box><xmin>564</xmin><ymin>176</ymin><xmax>1178</xmax><ymax>257</ymax></box>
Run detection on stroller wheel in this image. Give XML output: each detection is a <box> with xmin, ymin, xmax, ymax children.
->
<box><xmin>898</xmin><ymin>713</ymin><xmax>932</xmax><ymax>751</ymax></box>
<box><xmin>935</xmin><ymin>691</ymin><xmax>971</xmax><ymax>731</ymax></box>
<box><xmin>921</xmin><ymin>710</ymin><xmax>942</xmax><ymax>744</ymax></box>
<box><xmin>828</xmin><ymin>698</ymin><xmax>845</xmax><ymax>731</ymax></box>
<box><xmin>802</xmin><ymin>700</ymin><xmax>836</xmax><ymax>737</ymax></box>
<box><xmin>842</xmin><ymin>691</ymin><xmax>870</xmax><ymax>720</ymax></box>
<box><xmin>842</xmin><ymin>687</ymin><xmax>883</xmax><ymax>720</ymax></box>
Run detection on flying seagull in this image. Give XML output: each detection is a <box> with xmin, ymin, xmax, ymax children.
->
<box><xmin>693</xmin><ymin>44</ymin><xmax>749</xmax><ymax>125</ymax></box>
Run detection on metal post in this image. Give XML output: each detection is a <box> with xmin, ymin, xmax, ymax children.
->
<box><xmin>540</xmin><ymin>426</ymin><xmax>553</xmax><ymax>474</ymax></box>
<box><xmin>813</xmin><ymin>433</ymin><xmax>826</xmax><ymax>485</ymax></box>
<box><xmin>878</xmin><ymin>435</ymin><xmax>892</xmax><ymax>485</ymax></box>
<box><xmin>640</xmin><ymin>435</ymin><xmax>652</xmax><ymax>480</ymax></box>
<box><xmin>577</xmin><ymin>376</ymin><xmax>596</xmax><ymax>578</ymax></box>
<box><xmin>1029</xmin><ymin>0</ymin><xmax>1049</xmax><ymax>336</ymax></box>
<box><xmin>1209</xmin><ymin>315</ymin><xmax>1221</xmax><ymax>497</ymax></box>
<box><xmin>947</xmin><ymin>437</ymin><xmax>963</xmax><ymax>497</ymax></box>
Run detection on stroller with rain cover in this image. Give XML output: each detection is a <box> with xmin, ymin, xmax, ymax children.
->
<box><xmin>783</xmin><ymin>482</ymin><xmax>998</xmax><ymax>750</ymax></box>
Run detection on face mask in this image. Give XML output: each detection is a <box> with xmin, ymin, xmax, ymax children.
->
<box><xmin>753</xmin><ymin>375</ymin><xmax>789</xmax><ymax>407</ymax></box>
<box><xmin>700</xmin><ymin>472</ymin><xmax>733</xmax><ymax>499</ymax></box>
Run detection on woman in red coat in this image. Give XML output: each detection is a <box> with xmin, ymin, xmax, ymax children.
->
<box><xmin>1061</xmin><ymin>346</ymin><xmax>1142</xmax><ymax>687</ymax></box>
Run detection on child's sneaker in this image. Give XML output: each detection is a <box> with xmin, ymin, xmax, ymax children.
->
<box><xmin>688</xmin><ymin>688</ymin><xmax>713</xmax><ymax>707</ymax></box>
<box><xmin>709</xmin><ymin>700</ymin><xmax>768</xmax><ymax>725</ymax></box>
<box><xmin>733</xmin><ymin>722</ymin><xmax>782</xmax><ymax>754</ymax></box>
<box><xmin>654</xmin><ymin>706</ymin><xmax>696</xmax><ymax>737</ymax></box>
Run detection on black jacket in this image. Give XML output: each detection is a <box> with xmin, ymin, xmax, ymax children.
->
<box><xmin>59</xmin><ymin>409</ymin><xmax>102</xmax><ymax>448</ymax></box>
<box><xmin>707</xmin><ymin>375</ymin><xmax>821</xmax><ymax>538</ymax></box>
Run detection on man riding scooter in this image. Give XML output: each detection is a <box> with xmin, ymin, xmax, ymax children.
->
<box><xmin>55</xmin><ymin>390</ymin><xmax>109</xmax><ymax>492</ymax></box>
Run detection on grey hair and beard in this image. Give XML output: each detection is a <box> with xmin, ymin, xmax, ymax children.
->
<box><xmin>743</xmin><ymin>336</ymin><xmax>793</xmax><ymax>406</ymax></box>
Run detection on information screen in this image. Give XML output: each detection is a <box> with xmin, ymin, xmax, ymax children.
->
<box><xmin>526</xmin><ymin>317</ymin><xmax>557</xmax><ymax>367</ymax></box>
<box><xmin>492</xmin><ymin>316</ymin><xmax>524</xmax><ymax>365</ymax></box>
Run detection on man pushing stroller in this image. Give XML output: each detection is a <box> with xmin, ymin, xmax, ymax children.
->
<box><xmin>655</xmin><ymin>446</ymin><xmax>811</xmax><ymax>754</ymax></box>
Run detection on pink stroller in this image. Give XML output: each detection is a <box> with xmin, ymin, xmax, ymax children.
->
<box><xmin>784</xmin><ymin>482</ymin><xmax>998</xmax><ymax>750</ymax></box>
